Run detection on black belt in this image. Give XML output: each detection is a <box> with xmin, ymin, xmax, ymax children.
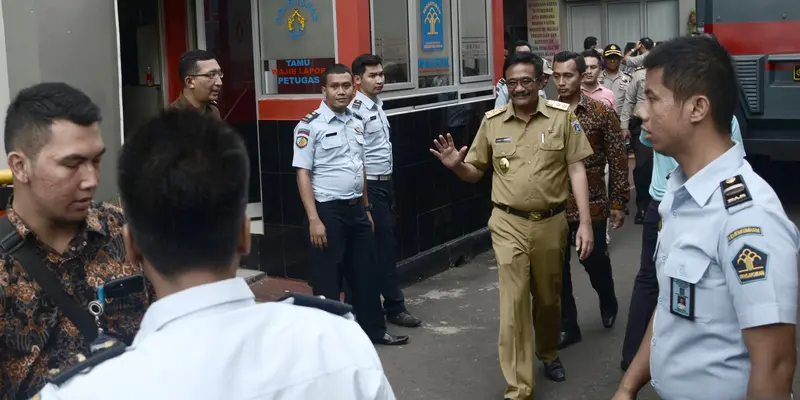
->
<box><xmin>493</xmin><ymin>202</ymin><xmax>566</xmax><ymax>221</ymax></box>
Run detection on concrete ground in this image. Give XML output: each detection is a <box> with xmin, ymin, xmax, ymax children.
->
<box><xmin>376</xmin><ymin>161</ymin><xmax>800</xmax><ymax>400</ymax></box>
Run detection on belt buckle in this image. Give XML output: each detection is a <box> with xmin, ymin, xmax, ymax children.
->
<box><xmin>349</xmin><ymin>198</ymin><xmax>359</xmax><ymax>206</ymax></box>
<box><xmin>528</xmin><ymin>212</ymin><xmax>541</xmax><ymax>221</ymax></box>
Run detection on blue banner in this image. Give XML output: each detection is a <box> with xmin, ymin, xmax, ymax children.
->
<box><xmin>420</xmin><ymin>0</ymin><xmax>444</xmax><ymax>52</ymax></box>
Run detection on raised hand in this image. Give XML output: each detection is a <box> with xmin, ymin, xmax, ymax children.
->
<box><xmin>429</xmin><ymin>133</ymin><xmax>468</xmax><ymax>170</ymax></box>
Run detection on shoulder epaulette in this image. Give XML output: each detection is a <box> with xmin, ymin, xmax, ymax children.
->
<box><xmin>496</xmin><ymin>78</ymin><xmax>506</xmax><ymax>87</ymax></box>
<box><xmin>635</xmin><ymin>66</ymin><xmax>646</xmax><ymax>71</ymax></box>
<box><xmin>277</xmin><ymin>292</ymin><xmax>354</xmax><ymax>319</ymax></box>
<box><xmin>545</xmin><ymin>100</ymin><xmax>570</xmax><ymax>111</ymax></box>
<box><xmin>485</xmin><ymin>105</ymin><xmax>507</xmax><ymax>119</ymax></box>
<box><xmin>47</xmin><ymin>339</ymin><xmax>126</xmax><ymax>386</ymax></box>
<box><xmin>351</xmin><ymin>99</ymin><xmax>362</xmax><ymax>109</ymax></box>
<box><xmin>301</xmin><ymin>112</ymin><xmax>320</xmax><ymax>123</ymax></box>
<box><xmin>352</xmin><ymin>111</ymin><xmax>363</xmax><ymax>120</ymax></box>
<box><xmin>720</xmin><ymin>175</ymin><xmax>753</xmax><ymax>212</ymax></box>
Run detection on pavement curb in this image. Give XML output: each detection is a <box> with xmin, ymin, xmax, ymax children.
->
<box><xmin>395</xmin><ymin>227</ymin><xmax>491</xmax><ymax>287</ymax></box>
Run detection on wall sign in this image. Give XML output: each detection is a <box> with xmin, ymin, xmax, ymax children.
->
<box><xmin>421</xmin><ymin>0</ymin><xmax>444</xmax><ymax>52</ymax></box>
<box><xmin>275</xmin><ymin>0</ymin><xmax>319</xmax><ymax>39</ymax></box>
<box><xmin>268</xmin><ymin>58</ymin><xmax>335</xmax><ymax>94</ymax></box>
<box><xmin>527</xmin><ymin>0</ymin><xmax>561</xmax><ymax>59</ymax></box>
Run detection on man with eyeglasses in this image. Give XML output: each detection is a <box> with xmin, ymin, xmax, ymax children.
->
<box><xmin>170</xmin><ymin>49</ymin><xmax>223</xmax><ymax>119</ymax></box>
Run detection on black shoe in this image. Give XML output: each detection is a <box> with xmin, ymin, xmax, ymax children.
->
<box><xmin>372</xmin><ymin>333</ymin><xmax>409</xmax><ymax>346</ymax></box>
<box><xmin>601</xmin><ymin>310</ymin><xmax>617</xmax><ymax>329</ymax></box>
<box><xmin>557</xmin><ymin>330</ymin><xmax>582</xmax><ymax>350</ymax></box>
<box><xmin>543</xmin><ymin>358</ymin><xmax>566</xmax><ymax>382</ymax></box>
<box><xmin>634</xmin><ymin>210</ymin><xmax>645</xmax><ymax>224</ymax></box>
<box><xmin>387</xmin><ymin>311</ymin><xmax>422</xmax><ymax>328</ymax></box>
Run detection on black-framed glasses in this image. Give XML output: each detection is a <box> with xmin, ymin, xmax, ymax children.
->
<box><xmin>190</xmin><ymin>72</ymin><xmax>224</xmax><ymax>80</ymax></box>
<box><xmin>506</xmin><ymin>78</ymin><xmax>536</xmax><ymax>89</ymax></box>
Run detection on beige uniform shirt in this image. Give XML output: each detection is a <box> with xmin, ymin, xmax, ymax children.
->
<box><xmin>619</xmin><ymin>67</ymin><xmax>646</xmax><ymax>130</ymax></box>
<box><xmin>599</xmin><ymin>70</ymin><xmax>632</xmax><ymax>115</ymax></box>
<box><xmin>170</xmin><ymin>92</ymin><xmax>222</xmax><ymax>119</ymax></box>
<box><xmin>464</xmin><ymin>99</ymin><xmax>594</xmax><ymax>212</ymax></box>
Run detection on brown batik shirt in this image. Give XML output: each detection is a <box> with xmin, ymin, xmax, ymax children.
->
<box><xmin>0</xmin><ymin>202</ymin><xmax>151</xmax><ymax>399</ymax></box>
<box><xmin>565</xmin><ymin>93</ymin><xmax>630</xmax><ymax>222</ymax></box>
<box><xmin>170</xmin><ymin>92</ymin><xmax>221</xmax><ymax>119</ymax></box>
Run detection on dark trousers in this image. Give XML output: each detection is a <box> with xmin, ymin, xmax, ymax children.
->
<box><xmin>308</xmin><ymin>199</ymin><xmax>387</xmax><ymax>340</ymax></box>
<box><xmin>367</xmin><ymin>180</ymin><xmax>407</xmax><ymax>316</ymax></box>
<box><xmin>561</xmin><ymin>219</ymin><xmax>618</xmax><ymax>333</ymax></box>
<box><xmin>621</xmin><ymin>199</ymin><xmax>661</xmax><ymax>365</ymax></box>
<box><xmin>630</xmin><ymin>118</ymin><xmax>653</xmax><ymax>213</ymax></box>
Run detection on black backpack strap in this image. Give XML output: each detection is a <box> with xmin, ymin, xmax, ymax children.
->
<box><xmin>0</xmin><ymin>216</ymin><xmax>98</xmax><ymax>343</ymax></box>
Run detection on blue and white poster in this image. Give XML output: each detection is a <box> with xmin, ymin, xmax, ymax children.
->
<box><xmin>421</xmin><ymin>0</ymin><xmax>444</xmax><ymax>52</ymax></box>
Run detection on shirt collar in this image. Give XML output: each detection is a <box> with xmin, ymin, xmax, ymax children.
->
<box><xmin>317</xmin><ymin>100</ymin><xmax>351</xmax><ymax>123</ymax></box>
<box><xmin>503</xmin><ymin>97</ymin><xmax>550</xmax><ymax>121</ymax></box>
<box><xmin>355</xmin><ymin>91</ymin><xmax>381</xmax><ymax>110</ymax></box>
<box><xmin>672</xmin><ymin>143</ymin><xmax>746</xmax><ymax>207</ymax></box>
<box><xmin>133</xmin><ymin>278</ymin><xmax>255</xmax><ymax>346</ymax></box>
<box><xmin>5</xmin><ymin>196</ymin><xmax>106</xmax><ymax>238</ymax></box>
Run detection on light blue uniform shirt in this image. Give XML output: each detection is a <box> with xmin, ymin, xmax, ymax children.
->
<box><xmin>650</xmin><ymin>143</ymin><xmax>799</xmax><ymax>399</ymax></box>
<box><xmin>348</xmin><ymin>91</ymin><xmax>393</xmax><ymax>177</ymax></box>
<box><xmin>641</xmin><ymin>116</ymin><xmax>744</xmax><ymax>201</ymax></box>
<box><xmin>292</xmin><ymin>101</ymin><xmax>367</xmax><ymax>202</ymax></box>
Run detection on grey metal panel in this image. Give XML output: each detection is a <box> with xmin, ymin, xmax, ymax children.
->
<box><xmin>707</xmin><ymin>0</ymin><xmax>800</xmax><ymax>24</ymax></box>
<box><xmin>1</xmin><ymin>0</ymin><xmax>122</xmax><ymax>201</ymax></box>
<box><xmin>733</xmin><ymin>55</ymin><xmax>763</xmax><ymax>114</ymax></box>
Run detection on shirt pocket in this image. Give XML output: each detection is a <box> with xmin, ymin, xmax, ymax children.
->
<box><xmin>662</xmin><ymin>247</ymin><xmax>715</xmax><ymax>323</ymax></box>
<box><xmin>536</xmin><ymin>130</ymin><xmax>565</xmax><ymax>170</ymax></box>
<box><xmin>492</xmin><ymin>142</ymin><xmax>518</xmax><ymax>176</ymax></box>
<box><xmin>354</xmin><ymin>133</ymin><xmax>366</xmax><ymax>146</ymax></box>
<box><xmin>321</xmin><ymin>133</ymin><xmax>344</xmax><ymax>150</ymax></box>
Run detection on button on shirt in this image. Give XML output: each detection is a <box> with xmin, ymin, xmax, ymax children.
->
<box><xmin>349</xmin><ymin>91</ymin><xmax>393</xmax><ymax>176</ymax></box>
<box><xmin>292</xmin><ymin>101</ymin><xmax>367</xmax><ymax>202</ymax></box>
<box><xmin>650</xmin><ymin>143</ymin><xmax>799</xmax><ymax>400</ymax></box>
<box><xmin>37</xmin><ymin>278</ymin><xmax>396</xmax><ymax>400</ymax></box>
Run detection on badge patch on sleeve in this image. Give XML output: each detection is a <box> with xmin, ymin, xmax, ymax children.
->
<box><xmin>726</xmin><ymin>226</ymin><xmax>762</xmax><ymax>243</ymax></box>
<box><xmin>731</xmin><ymin>244</ymin><xmax>768</xmax><ymax>284</ymax></box>
<box><xmin>296</xmin><ymin>136</ymin><xmax>308</xmax><ymax>148</ymax></box>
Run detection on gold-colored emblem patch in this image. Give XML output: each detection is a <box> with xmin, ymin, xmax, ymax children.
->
<box><xmin>731</xmin><ymin>244</ymin><xmax>768</xmax><ymax>284</ymax></box>
<box><xmin>726</xmin><ymin>226</ymin><xmax>762</xmax><ymax>243</ymax></box>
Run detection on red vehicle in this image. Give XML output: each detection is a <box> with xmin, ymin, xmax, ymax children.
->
<box><xmin>698</xmin><ymin>0</ymin><xmax>800</xmax><ymax>162</ymax></box>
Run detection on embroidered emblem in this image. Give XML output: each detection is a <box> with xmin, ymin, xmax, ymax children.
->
<box><xmin>731</xmin><ymin>244</ymin><xmax>768</xmax><ymax>284</ymax></box>
<box><xmin>726</xmin><ymin>227</ymin><xmax>762</xmax><ymax>243</ymax></box>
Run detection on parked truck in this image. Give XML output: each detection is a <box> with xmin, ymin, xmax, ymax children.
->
<box><xmin>697</xmin><ymin>0</ymin><xmax>800</xmax><ymax>162</ymax></box>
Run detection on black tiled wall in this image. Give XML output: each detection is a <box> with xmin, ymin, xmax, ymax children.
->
<box><xmin>256</xmin><ymin>100</ymin><xmax>495</xmax><ymax>280</ymax></box>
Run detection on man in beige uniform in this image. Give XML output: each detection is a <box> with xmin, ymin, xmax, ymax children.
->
<box><xmin>170</xmin><ymin>49</ymin><xmax>222</xmax><ymax>119</ymax></box>
<box><xmin>431</xmin><ymin>52</ymin><xmax>594</xmax><ymax>400</ymax></box>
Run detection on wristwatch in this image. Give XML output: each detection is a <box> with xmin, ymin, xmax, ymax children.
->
<box><xmin>365</xmin><ymin>203</ymin><xmax>374</xmax><ymax>212</ymax></box>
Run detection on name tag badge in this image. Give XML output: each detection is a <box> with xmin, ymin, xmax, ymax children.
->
<box><xmin>495</xmin><ymin>137</ymin><xmax>512</xmax><ymax>143</ymax></box>
<box><xmin>325</xmin><ymin>132</ymin><xmax>338</xmax><ymax>137</ymax></box>
<box><xmin>670</xmin><ymin>278</ymin><xmax>695</xmax><ymax>321</ymax></box>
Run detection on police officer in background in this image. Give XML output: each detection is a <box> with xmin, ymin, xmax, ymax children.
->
<box><xmin>599</xmin><ymin>44</ymin><xmax>631</xmax><ymax>116</ymax></box>
<box><xmin>34</xmin><ymin>108</ymin><xmax>397</xmax><ymax>399</ymax></box>
<box><xmin>293</xmin><ymin>64</ymin><xmax>409</xmax><ymax>346</ymax></box>
<box><xmin>612</xmin><ymin>36</ymin><xmax>798</xmax><ymax>400</ymax></box>
<box><xmin>495</xmin><ymin>41</ymin><xmax>550</xmax><ymax>108</ymax></box>
<box><xmin>619</xmin><ymin>51</ymin><xmax>652</xmax><ymax>224</ymax></box>
<box><xmin>431</xmin><ymin>51</ymin><xmax>594</xmax><ymax>400</ymax></box>
<box><xmin>349</xmin><ymin>54</ymin><xmax>422</xmax><ymax>328</ymax></box>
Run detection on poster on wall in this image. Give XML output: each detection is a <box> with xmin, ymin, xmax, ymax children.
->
<box><xmin>421</xmin><ymin>0</ymin><xmax>445</xmax><ymax>52</ymax></box>
<box><xmin>267</xmin><ymin>58</ymin><xmax>335</xmax><ymax>95</ymax></box>
<box><xmin>527</xmin><ymin>0</ymin><xmax>561</xmax><ymax>59</ymax></box>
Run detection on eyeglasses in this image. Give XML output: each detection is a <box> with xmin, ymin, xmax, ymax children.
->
<box><xmin>506</xmin><ymin>78</ymin><xmax>536</xmax><ymax>89</ymax></box>
<box><xmin>190</xmin><ymin>72</ymin><xmax>224</xmax><ymax>80</ymax></box>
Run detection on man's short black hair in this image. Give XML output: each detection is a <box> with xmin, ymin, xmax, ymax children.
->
<box><xmin>584</xmin><ymin>36</ymin><xmax>598</xmax><ymax>50</ymax></box>
<box><xmin>178</xmin><ymin>49</ymin><xmax>217</xmax><ymax>84</ymax></box>
<box><xmin>553</xmin><ymin>51</ymin><xmax>587</xmax><ymax>74</ymax></box>
<box><xmin>4</xmin><ymin>82</ymin><xmax>101</xmax><ymax>157</ymax></box>
<box><xmin>640</xmin><ymin>37</ymin><xmax>655</xmax><ymax>50</ymax></box>
<box><xmin>118</xmin><ymin>108</ymin><xmax>250</xmax><ymax>277</ymax></box>
<box><xmin>503</xmin><ymin>51</ymin><xmax>543</xmax><ymax>79</ymax></box>
<box><xmin>643</xmin><ymin>35</ymin><xmax>737</xmax><ymax>134</ymax></box>
<box><xmin>322</xmin><ymin>63</ymin><xmax>353</xmax><ymax>86</ymax></box>
<box><xmin>581</xmin><ymin>50</ymin><xmax>602</xmax><ymax>64</ymax></box>
<box><xmin>351</xmin><ymin>54</ymin><xmax>383</xmax><ymax>77</ymax></box>
<box><xmin>512</xmin><ymin>40</ymin><xmax>533</xmax><ymax>53</ymax></box>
